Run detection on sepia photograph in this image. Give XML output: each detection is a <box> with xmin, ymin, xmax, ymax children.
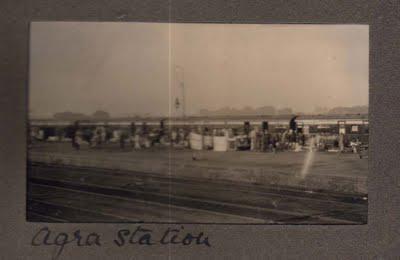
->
<box><xmin>27</xmin><ymin>22</ymin><xmax>368</xmax><ymax>224</ymax></box>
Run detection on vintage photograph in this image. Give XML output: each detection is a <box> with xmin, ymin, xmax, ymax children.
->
<box><xmin>27</xmin><ymin>22</ymin><xmax>368</xmax><ymax>224</ymax></box>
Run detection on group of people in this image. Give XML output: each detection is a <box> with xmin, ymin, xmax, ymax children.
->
<box><xmin>30</xmin><ymin>117</ymin><xmax>366</xmax><ymax>154</ymax></box>
<box><xmin>70</xmin><ymin>121</ymin><xmax>157</xmax><ymax>150</ymax></box>
<box><xmin>65</xmin><ymin>117</ymin><xmax>308</xmax><ymax>152</ymax></box>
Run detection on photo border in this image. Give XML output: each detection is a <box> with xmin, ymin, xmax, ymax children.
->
<box><xmin>1</xmin><ymin>1</ymin><xmax>399</xmax><ymax>259</ymax></box>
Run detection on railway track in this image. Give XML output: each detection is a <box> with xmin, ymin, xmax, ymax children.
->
<box><xmin>27</xmin><ymin>163</ymin><xmax>367</xmax><ymax>224</ymax></box>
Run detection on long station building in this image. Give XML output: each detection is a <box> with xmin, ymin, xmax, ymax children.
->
<box><xmin>30</xmin><ymin>114</ymin><xmax>369</xmax><ymax>135</ymax></box>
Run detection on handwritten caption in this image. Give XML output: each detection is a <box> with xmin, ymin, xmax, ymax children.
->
<box><xmin>32</xmin><ymin>226</ymin><xmax>211</xmax><ymax>259</ymax></box>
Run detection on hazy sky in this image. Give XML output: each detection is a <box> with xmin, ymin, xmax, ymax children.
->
<box><xmin>30</xmin><ymin>22</ymin><xmax>368</xmax><ymax>117</ymax></box>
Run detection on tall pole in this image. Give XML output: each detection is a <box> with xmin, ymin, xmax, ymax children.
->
<box><xmin>181</xmin><ymin>75</ymin><xmax>185</xmax><ymax>119</ymax></box>
<box><xmin>175</xmin><ymin>65</ymin><xmax>185</xmax><ymax>119</ymax></box>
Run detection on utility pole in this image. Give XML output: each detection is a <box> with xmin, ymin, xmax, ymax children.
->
<box><xmin>181</xmin><ymin>79</ymin><xmax>185</xmax><ymax>119</ymax></box>
<box><xmin>175</xmin><ymin>65</ymin><xmax>185</xmax><ymax>119</ymax></box>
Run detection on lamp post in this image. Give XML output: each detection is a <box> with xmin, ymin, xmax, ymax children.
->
<box><xmin>175</xmin><ymin>65</ymin><xmax>185</xmax><ymax>119</ymax></box>
<box><xmin>175</xmin><ymin>97</ymin><xmax>180</xmax><ymax>114</ymax></box>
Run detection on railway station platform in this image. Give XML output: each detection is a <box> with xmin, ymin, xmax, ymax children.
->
<box><xmin>28</xmin><ymin>143</ymin><xmax>368</xmax><ymax>195</ymax></box>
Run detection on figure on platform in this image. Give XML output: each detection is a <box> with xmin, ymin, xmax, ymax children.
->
<box><xmin>275</xmin><ymin>132</ymin><xmax>283</xmax><ymax>152</ymax></box>
<box><xmin>270</xmin><ymin>133</ymin><xmax>279</xmax><ymax>153</ymax></box>
<box><xmin>300</xmin><ymin>131</ymin><xmax>306</xmax><ymax>146</ymax></box>
<box><xmin>91</xmin><ymin>126</ymin><xmax>106</xmax><ymax>147</ymax></box>
<box><xmin>250</xmin><ymin>127</ymin><xmax>257</xmax><ymax>151</ymax></box>
<box><xmin>105</xmin><ymin>126</ymin><xmax>113</xmax><ymax>143</ymax></box>
<box><xmin>141</xmin><ymin>122</ymin><xmax>150</xmax><ymax>148</ymax></box>
<box><xmin>82</xmin><ymin>128</ymin><xmax>94</xmax><ymax>147</ymax></box>
<box><xmin>134</xmin><ymin>131</ymin><xmax>141</xmax><ymax>149</ymax></box>
<box><xmin>203</xmin><ymin>127</ymin><xmax>213</xmax><ymax>150</ymax></box>
<box><xmin>178</xmin><ymin>128</ymin><xmax>186</xmax><ymax>147</ymax></box>
<box><xmin>119</xmin><ymin>129</ymin><xmax>125</xmax><ymax>149</ymax></box>
<box><xmin>156</xmin><ymin>119</ymin><xmax>165</xmax><ymax>145</ymax></box>
<box><xmin>142</xmin><ymin>122</ymin><xmax>149</xmax><ymax>136</ymax></box>
<box><xmin>171</xmin><ymin>127</ymin><xmax>178</xmax><ymax>146</ymax></box>
<box><xmin>289</xmin><ymin>115</ymin><xmax>298</xmax><ymax>150</ymax></box>
<box><xmin>289</xmin><ymin>115</ymin><xmax>298</xmax><ymax>132</ymax></box>
<box><xmin>71</xmin><ymin>121</ymin><xmax>80</xmax><ymax>150</ymax></box>
<box><xmin>339</xmin><ymin>133</ymin><xmax>345</xmax><ymax>153</ymax></box>
<box><xmin>191</xmin><ymin>126</ymin><xmax>204</xmax><ymax>160</ymax></box>
<box><xmin>130</xmin><ymin>122</ymin><xmax>136</xmax><ymax>147</ymax></box>
<box><xmin>36</xmin><ymin>128</ymin><xmax>45</xmax><ymax>141</ymax></box>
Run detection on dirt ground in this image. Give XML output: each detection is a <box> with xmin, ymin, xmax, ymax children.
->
<box><xmin>29</xmin><ymin>142</ymin><xmax>368</xmax><ymax>178</ymax></box>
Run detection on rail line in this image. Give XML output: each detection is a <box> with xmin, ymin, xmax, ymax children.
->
<box><xmin>27</xmin><ymin>163</ymin><xmax>367</xmax><ymax>224</ymax></box>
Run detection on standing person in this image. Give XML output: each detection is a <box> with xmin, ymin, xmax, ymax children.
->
<box><xmin>281</xmin><ymin>129</ymin><xmax>288</xmax><ymax>150</ymax></box>
<box><xmin>171</xmin><ymin>127</ymin><xmax>178</xmax><ymax>146</ymax></box>
<box><xmin>255</xmin><ymin>127</ymin><xmax>262</xmax><ymax>151</ymax></box>
<box><xmin>82</xmin><ymin>127</ymin><xmax>93</xmax><ymax>147</ymax></box>
<box><xmin>141</xmin><ymin>122</ymin><xmax>149</xmax><ymax>148</ymax></box>
<box><xmin>131</xmin><ymin>122</ymin><xmax>137</xmax><ymax>136</ymax></box>
<box><xmin>262</xmin><ymin>129</ymin><xmax>270</xmax><ymax>152</ymax></box>
<box><xmin>130</xmin><ymin>122</ymin><xmax>136</xmax><ymax>147</ymax></box>
<box><xmin>275</xmin><ymin>132</ymin><xmax>283</xmax><ymax>152</ymax></box>
<box><xmin>287</xmin><ymin>129</ymin><xmax>293</xmax><ymax>150</ymax></box>
<box><xmin>71</xmin><ymin>121</ymin><xmax>80</xmax><ymax>150</ymax></box>
<box><xmin>289</xmin><ymin>115</ymin><xmax>298</xmax><ymax>148</ymax></box>
<box><xmin>120</xmin><ymin>129</ymin><xmax>129</xmax><ymax>149</ymax></box>
<box><xmin>100</xmin><ymin>125</ymin><xmax>106</xmax><ymax>144</ymax></box>
<box><xmin>289</xmin><ymin>115</ymin><xmax>298</xmax><ymax>132</ymax></box>
<box><xmin>301</xmin><ymin>131</ymin><xmax>306</xmax><ymax>146</ymax></box>
<box><xmin>142</xmin><ymin>122</ymin><xmax>148</xmax><ymax>135</ymax></box>
<box><xmin>105</xmin><ymin>125</ymin><xmax>113</xmax><ymax>143</ymax></box>
<box><xmin>294</xmin><ymin>132</ymin><xmax>302</xmax><ymax>152</ymax></box>
<box><xmin>270</xmin><ymin>133</ymin><xmax>277</xmax><ymax>153</ymax></box>
<box><xmin>158</xmin><ymin>119</ymin><xmax>165</xmax><ymax>145</ymax></box>
<box><xmin>191</xmin><ymin>127</ymin><xmax>201</xmax><ymax>160</ymax></box>
<box><xmin>134</xmin><ymin>131</ymin><xmax>141</xmax><ymax>149</ymax></box>
<box><xmin>250</xmin><ymin>127</ymin><xmax>257</xmax><ymax>151</ymax></box>
<box><xmin>290</xmin><ymin>115</ymin><xmax>300</xmax><ymax>150</ymax></box>
<box><xmin>260</xmin><ymin>129</ymin><xmax>265</xmax><ymax>152</ymax></box>
<box><xmin>141</xmin><ymin>122</ymin><xmax>148</xmax><ymax>143</ymax></box>
<box><xmin>296</xmin><ymin>131</ymin><xmax>304</xmax><ymax>149</ymax></box>
<box><xmin>178</xmin><ymin>128</ymin><xmax>185</xmax><ymax>146</ymax></box>
<box><xmin>315</xmin><ymin>134</ymin><xmax>321</xmax><ymax>151</ymax></box>
<box><xmin>339</xmin><ymin>133</ymin><xmax>345</xmax><ymax>153</ymax></box>
<box><xmin>91</xmin><ymin>127</ymin><xmax>102</xmax><ymax>147</ymax></box>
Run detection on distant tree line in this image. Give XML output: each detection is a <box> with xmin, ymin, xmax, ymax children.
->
<box><xmin>198</xmin><ymin>105</ymin><xmax>368</xmax><ymax>116</ymax></box>
<box><xmin>53</xmin><ymin>110</ymin><xmax>111</xmax><ymax>120</ymax></box>
<box><xmin>198</xmin><ymin>106</ymin><xmax>293</xmax><ymax>116</ymax></box>
<box><xmin>52</xmin><ymin>105</ymin><xmax>368</xmax><ymax>120</ymax></box>
<box><xmin>324</xmin><ymin>106</ymin><xmax>368</xmax><ymax>115</ymax></box>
